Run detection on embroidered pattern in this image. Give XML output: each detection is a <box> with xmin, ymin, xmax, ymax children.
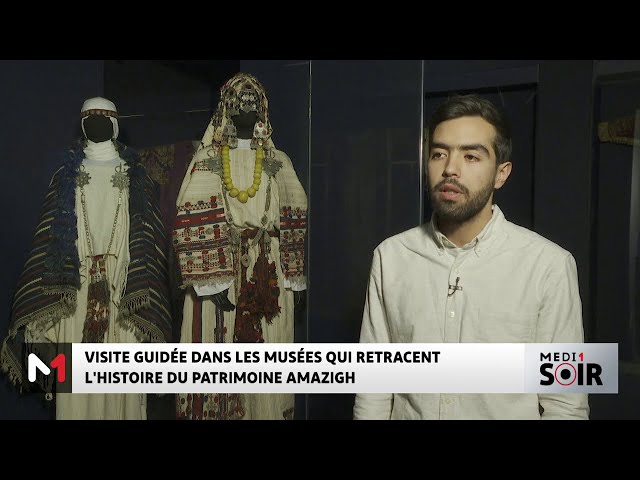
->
<box><xmin>177</xmin><ymin>392</ymin><xmax>245</xmax><ymax>420</ymax></box>
<box><xmin>81</xmin><ymin>108</ymin><xmax>117</xmax><ymax>119</ymax></box>
<box><xmin>174</xmin><ymin>195</ymin><xmax>234</xmax><ymax>284</ymax></box>
<box><xmin>233</xmin><ymin>229</ymin><xmax>280</xmax><ymax>343</ymax></box>
<box><xmin>138</xmin><ymin>144</ymin><xmax>176</xmax><ymax>185</ymax></box>
<box><xmin>176</xmin><ymin>296</ymin><xmax>245</xmax><ymax>420</ymax></box>
<box><xmin>82</xmin><ymin>255</ymin><xmax>110</xmax><ymax>343</ymax></box>
<box><xmin>280</xmin><ymin>205</ymin><xmax>307</xmax><ymax>282</ymax></box>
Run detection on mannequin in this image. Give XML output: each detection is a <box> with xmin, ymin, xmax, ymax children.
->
<box><xmin>1</xmin><ymin>97</ymin><xmax>172</xmax><ymax>419</ymax></box>
<box><xmin>174</xmin><ymin>73</ymin><xmax>308</xmax><ymax>420</ymax></box>
<box><xmin>83</xmin><ymin>114</ymin><xmax>113</xmax><ymax>142</ymax></box>
<box><xmin>209</xmin><ymin>110</ymin><xmax>306</xmax><ymax>313</ymax></box>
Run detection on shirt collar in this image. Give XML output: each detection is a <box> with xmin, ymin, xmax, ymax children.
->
<box><xmin>430</xmin><ymin>204</ymin><xmax>505</xmax><ymax>257</ymax></box>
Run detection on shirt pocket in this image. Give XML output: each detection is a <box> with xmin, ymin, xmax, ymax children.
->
<box><xmin>470</xmin><ymin>309</ymin><xmax>537</xmax><ymax>343</ymax></box>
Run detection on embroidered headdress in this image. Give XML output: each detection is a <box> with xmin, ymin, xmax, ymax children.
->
<box><xmin>80</xmin><ymin>96</ymin><xmax>119</xmax><ymax>140</ymax></box>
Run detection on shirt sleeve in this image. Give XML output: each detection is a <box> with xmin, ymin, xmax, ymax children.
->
<box><xmin>353</xmin><ymin>248</ymin><xmax>393</xmax><ymax>420</ymax></box>
<box><xmin>535</xmin><ymin>253</ymin><xmax>590</xmax><ymax>420</ymax></box>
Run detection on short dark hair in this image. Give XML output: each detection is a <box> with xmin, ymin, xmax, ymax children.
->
<box><xmin>428</xmin><ymin>94</ymin><xmax>512</xmax><ymax>164</ymax></box>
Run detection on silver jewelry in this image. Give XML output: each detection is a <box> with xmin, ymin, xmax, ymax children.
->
<box><xmin>111</xmin><ymin>163</ymin><xmax>129</xmax><ymax>191</ymax></box>
<box><xmin>76</xmin><ymin>165</ymin><xmax>91</xmax><ymax>188</ymax></box>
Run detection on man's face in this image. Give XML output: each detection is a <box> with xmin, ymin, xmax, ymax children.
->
<box><xmin>427</xmin><ymin>116</ymin><xmax>510</xmax><ymax>223</ymax></box>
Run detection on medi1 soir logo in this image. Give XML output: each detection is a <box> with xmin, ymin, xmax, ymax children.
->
<box><xmin>540</xmin><ymin>351</ymin><xmax>602</xmax><ymax>386</ymax></box>
<box><xmin>21</xmin><ymin>342</ymin><xmax>73</xmax><ymax>394</ymax></box>
<box><xmin>525</xmin><ymin>343</ymin><xmax>618</xmax><ymax>393</ymax></box>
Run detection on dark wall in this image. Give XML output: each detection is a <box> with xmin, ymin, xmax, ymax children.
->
<box><xmin>104</xmin><ymin>60</ymin><xmax>239</xmax><ymax>148</ymax></box>
<box><xmin>0</xmin><ymin>60</ymin><xmax>103</xmax><ymax>419</ymax></box>
<box><xmin>589</xmin><ymin>71</ymin><xmax>640</xmax><ymax>419</ymax></box>
<box><xmin>308</xmin><ymin>60</ymin><xmax>423</xmax><ymax>419</ymax></box>
<box><xmin>593</xmin><ymin>74</ymin><xmax>640</xmax><ymax>356</ymax></box>
<box><xmin>535</xmin><ymin>61</ymin><xmax>595</xmax><ymax>340</ymax></box>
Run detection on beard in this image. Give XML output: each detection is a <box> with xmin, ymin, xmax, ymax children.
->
<box><xmin>429</xmin><ymin>177</ymin><xmax>495</xmax><ymax>223</ymax></box>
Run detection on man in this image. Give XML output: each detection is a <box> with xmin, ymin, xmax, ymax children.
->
<box><xmin>353</xmin><ymin>94</ymin><xmax>589</xmax><ymax>420</ymax></box>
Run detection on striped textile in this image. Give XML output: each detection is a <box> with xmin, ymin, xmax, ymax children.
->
<box><xmin>1</xmin><ymin>141</ymin><xmax>172</xmax><ymax>388</ymax></box>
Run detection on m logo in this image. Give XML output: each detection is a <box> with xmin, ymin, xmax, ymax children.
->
<box><xmin>28</xmin><ymin>353</ymin><xmax>66</xmax><ymax>383</ymax></box>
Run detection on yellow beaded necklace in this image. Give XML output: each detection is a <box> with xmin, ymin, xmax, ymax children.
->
<box><xmin>222</xmin><ymin>144</ymin><xmax>263</xmax><ymax>203</ymax></box>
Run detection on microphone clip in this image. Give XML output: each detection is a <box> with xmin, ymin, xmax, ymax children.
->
<box><xmin>448</xmin><ymin>276</ymin><xmax>463</xmax><ymax>297</ymax></box>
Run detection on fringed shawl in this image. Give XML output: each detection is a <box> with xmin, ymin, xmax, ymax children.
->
<box><xmin>1</xmin><ymin>140</ymin><xmax>172</xmax><ymax>388</ymax></box>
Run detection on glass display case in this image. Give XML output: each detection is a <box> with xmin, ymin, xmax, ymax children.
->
<box><xmin>594</xmin><ymin>75</ymin><xmax>640</xmax><ymax>362</ymax></box>
<box><xmin>2</xmin><ymin>60</ymin><xmax>639</xmax><ymax>419</ymax></box>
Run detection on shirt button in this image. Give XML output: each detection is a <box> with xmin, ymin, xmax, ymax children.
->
<box><xmin>448</xmin><ymin>311</ymin><xmax>455</xmax><ymax>318</ymax></box>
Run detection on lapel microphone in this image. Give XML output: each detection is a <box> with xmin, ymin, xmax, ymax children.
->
<box><xmin>448</xmin><ymin>277</ymin><xmax>463</xmax><ymax>297</ymax></box>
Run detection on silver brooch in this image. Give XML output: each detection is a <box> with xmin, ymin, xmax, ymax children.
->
<box><xmin>76</xmin><ymin>165</ymin><xmax>91</xmax><ymax>188</ymax></box>
<box><xmin>111</xmin><ymin>163</ymin><xmax>129</xmax><ymax>191</ymax></box>
<box><xmin>263</xmin><ymin>156</ymin><xmax>282</xmax><ymax>177</ymax></box>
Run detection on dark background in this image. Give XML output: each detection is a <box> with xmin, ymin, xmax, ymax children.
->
<box><xmin>1</xmin><ymin>60</ymin><xmax>638</xmax><ymax>420</ymax></box>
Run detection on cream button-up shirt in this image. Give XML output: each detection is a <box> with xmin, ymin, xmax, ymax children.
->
<box><xmin>354</xmin><ymin>205</ymin><xmax>589</xmax><ymax>420</ymax></box>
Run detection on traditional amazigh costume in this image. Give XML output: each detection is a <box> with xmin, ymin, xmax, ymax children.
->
<box><xmin>1</xmin><ymin>97</ymin><xmax>172</xmax><ymax>419</ymax></box>
<box><xmin>174</xmin><ymin>73</ymin><xmax>307</xmax><ymax>420</ymax></box>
